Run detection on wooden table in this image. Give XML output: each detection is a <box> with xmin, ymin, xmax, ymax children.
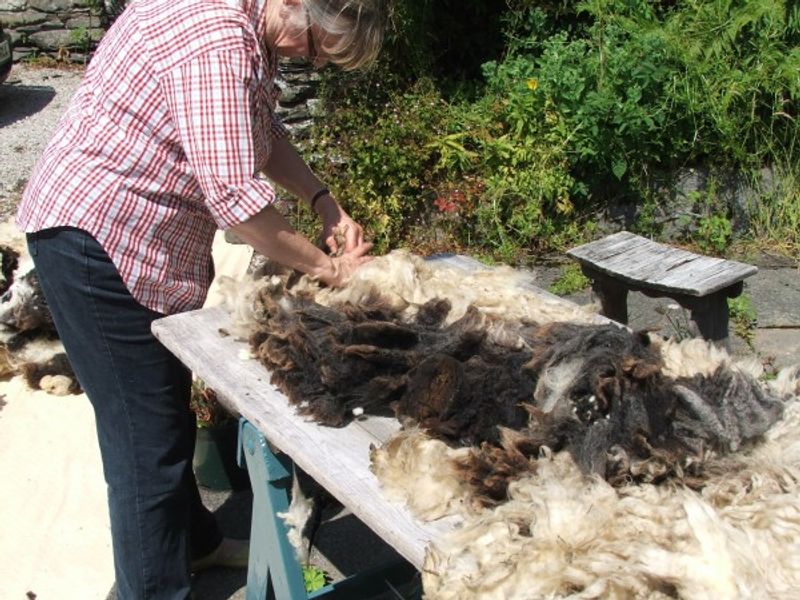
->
<box><xmin>152</xmin><ymin>256</ymin><xmax>585</xmax><ymax>599</ymax></box>
<box><xmin>153</xmin><ymin>303</ymin><xmax>457</xmax><ymax>598</ymax></box>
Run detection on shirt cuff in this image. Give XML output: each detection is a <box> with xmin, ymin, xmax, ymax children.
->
<box><xmin>205</xmin><ymin>175</ymin><xmax>277</xmax><ymax>230</ymax></box>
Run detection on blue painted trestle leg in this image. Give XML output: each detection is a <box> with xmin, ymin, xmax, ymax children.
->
<box><xmin>237</xmin><ymin>418</ymin><xmax>420</xmax><ymax>600</ymax></box>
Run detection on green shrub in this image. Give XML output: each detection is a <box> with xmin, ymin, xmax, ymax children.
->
<box><xmin>747</xmin><ymin>163</ymin><xmax>800</xmax><ymax>255</ymax></box>
<box><xmin>307</xmin><ymin>80</ymin><xmax>451</xmax><ymax>252</ymax></box>
<box><xmin>306</xmin><ymin>0</ymin><xmax>800</xmax><ymax>261</ymax></box>
<box><xmin>549</xmin><ymin>263</ymin><xmax>591</xmax><ymax>296</ymax></box>
<box><xmin>302</xmin><ymin>565</ymin><xmax>327</xmax><ymax>593</ymax></box>
<box><xmin>728</xmin><ymin>294</ymin><xmax>758</xmax><ymax>348</ymax></box>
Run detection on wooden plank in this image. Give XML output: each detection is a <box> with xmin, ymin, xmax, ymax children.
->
<box><xmin>355</xmin><ymin>415</ymin><xmax>403</xmax><ymax>442</ymax></box>
<box><xmin>428</xmin><ymin>253</ymin><xmax>484</xmax><ymax>272</ymax></box>
<box><xmin>568</xmin><ymin>233</ymin><xmax>757</xmax><ymax>296</ymax></box>
<box><xmin>153</xmin><ymin>305</ymin><xmax>458</xmax><ymax>570</ymax></box>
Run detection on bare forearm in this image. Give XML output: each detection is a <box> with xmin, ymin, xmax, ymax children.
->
<box><xmin>229</xmin><ymin>205</ymin><xmax>334</xmax><ymax>280</ymax></box>
<box><xmin>263</xmin><ymin>137</ymin><xmax>327</xmax><ymax>208</ymax></box>
<box><xmin>262</xmin><ymin>136</ymin><xmax>347</xmax><ymax>237</ymax></box>
<box><xmin>237</xmin><ymin>139</ymin><xmax>372</xmax><ymax>286</ymax></box>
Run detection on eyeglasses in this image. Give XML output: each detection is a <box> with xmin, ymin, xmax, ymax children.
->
<box><xmin>305</xmin><ymin>9</ymin><xmax>318</xmax><ymax>65</ymax></box>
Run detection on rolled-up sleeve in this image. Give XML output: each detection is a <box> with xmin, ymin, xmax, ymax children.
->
<box><xmin>161</xmin><ymin>48</ymin><xmax>278</xmax><ymax>229</ymax></box>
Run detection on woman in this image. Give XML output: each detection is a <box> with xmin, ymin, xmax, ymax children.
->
<box><xmin>15</xmin><ymin>0</ymin><xmax>383</xmax><ymax>597</ymax></box>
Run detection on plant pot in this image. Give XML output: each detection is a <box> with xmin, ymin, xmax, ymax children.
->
<box><xmin>193</xmin><ymin>421</ymin><xmax>250</xmax><ymax>491</ymax></box>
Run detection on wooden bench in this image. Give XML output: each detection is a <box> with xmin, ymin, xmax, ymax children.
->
<box><xmin>567</xmin><ymin>231</ymin><xmax>757</xmax><ymax>346</ymax></box>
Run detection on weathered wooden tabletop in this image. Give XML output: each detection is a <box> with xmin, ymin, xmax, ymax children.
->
<box><xmin>151</xmin><ymin>255</ymin><xmax>584</xmax><ymax>570</ymax></box>
<box><xmin>153</xmin><ymin>303</ymin><xmax>460</xmax><ymax>569</ymax></box>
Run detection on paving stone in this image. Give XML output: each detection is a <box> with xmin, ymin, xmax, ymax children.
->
<box><xmin>746</xmin><ymin>267</ymin><xmax>800</xmax><ymax>328</ymax></box>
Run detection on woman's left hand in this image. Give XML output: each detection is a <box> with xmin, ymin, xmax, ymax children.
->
<box><xmin>315</xmin><ymin>195</ymin><xmax>366</xmax><ymax>255</ymax></box>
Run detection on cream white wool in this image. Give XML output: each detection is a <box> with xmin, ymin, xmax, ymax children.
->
<box><xmin>654</xmin><ymin>334</ymin><xmax>765</xmax><ymax>379</ymax></box>
<box><xmin>0</xmin><ymin>335</ymin><xmax>69</xmax><ymax>387</ymax></box>
<box><xmin>0</xmin><ymin>254</ymin><xmax>36</xmax><ymax>328</ymax></box>
<box><xmin>654</xmin><ymin>335</ymin><xmax>732</xmax><ymax>378</ymax></box>
<box><xmin>217</xmin><ymin>274</ymin><xmax>270</xmax><ymax>340</ymax></box>
<box><xmin>277</xmin><ymin>467</ymin><xmax>315</xmax><ymax>563</ymax></box>
<box><xmin>2</xmin><ymin>337</ymin><xmax>64</xmax><ymax>364</ymax></box>
<box><xmin>0</xmin><ymin>224</ymin><xmax>78</xmax><ymax>394</ymax></box>
<box><xmin>39</xmin><ymin>374</ymin><xmax>75</xmax><ymax>396</ymax></box>
<box><xmin>299</xmin><ymin>250</ymin><xmax>600</xmax><ymax>326</ymax></box>
<box><xmin>772</xmin><ymin>364</ymin><xmax>800</xmax><ymax>399</ymax></box>
<box><xmin>1</xmin><ymin>216</ymin><xmax>35</xmax><ymax>328</ymax></box>
<box><xmin>228</xmin><ymin>248</ymin><xmax>800</xmax><ymax>595</ymax></box>
<box><xmin>223</xmin><ymin>250</ymin><xmax>601</xmax><ymax>346</ymax></box>
<box><xmin>394</xmin><ymin>397</ymin><xmax>800</xmax><ymax>599</ymax></box>
<box><xmin>369</xmin><ymin>428</ymin><xmax>474</xmax><ymax>521</ymax></box>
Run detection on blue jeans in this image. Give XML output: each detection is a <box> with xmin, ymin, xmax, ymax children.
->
<box><xmin>27</xmin><ymin>227</ymin><xmax>222</xmax><ymax>599</ymax></box>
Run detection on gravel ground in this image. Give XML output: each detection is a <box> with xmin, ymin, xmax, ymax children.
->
<box><xmin>0</xmin><ymin>62</ymin><xmax>85</xmax><ymax>220</ymax></box>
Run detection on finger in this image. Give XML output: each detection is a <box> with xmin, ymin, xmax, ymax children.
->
<box><xmin>346</xmin><ymin>225</ymin><xmax>363</xmax><ymax>250</ymax></box>
<box><xmin>348</xmin><ymin>241</ymin><xmax>373</xmax><ymax>258</ymax></box>
<box><xmin>326</xmin><ymin>234</ymin><xmax>338</xmax><ymax>255</ymax></box>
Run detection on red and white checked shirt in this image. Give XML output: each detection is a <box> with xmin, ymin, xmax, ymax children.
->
<box><xmin>17</xmin><ymin>0</ymin><xmax>288</xmax><ymax>314</ymax></box>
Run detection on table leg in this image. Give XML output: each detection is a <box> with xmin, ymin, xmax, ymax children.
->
<box><xmin>238</xmin><ymin>419</ymin><xmax>308</xmax><ymax>600</ymax></box>
<box><xmin>236</xmin><ymin>418</ymin><xmax>422</xmax><ymax>600</ymax></box>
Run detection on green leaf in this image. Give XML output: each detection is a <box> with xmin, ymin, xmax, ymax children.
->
<box><xmin>611</xmin><ymin>158</ymin><xmax>627</xmax><ymax>180</ymax></box>
<box><xmin>303</xmin><ymin>565</ymin><xmax>327</xmax><ymax>593</ymax></box>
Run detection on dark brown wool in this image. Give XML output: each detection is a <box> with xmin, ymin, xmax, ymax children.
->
<box><xmin>249</xmin><ymin>282</ymin><xmax>784</xmax><ymax>505</ymax></box>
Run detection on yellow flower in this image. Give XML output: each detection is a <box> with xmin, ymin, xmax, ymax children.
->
<box><xmin>527</xmin><ymin>78</ymin><xmax>539</xmax><ymax>91</ymax></box>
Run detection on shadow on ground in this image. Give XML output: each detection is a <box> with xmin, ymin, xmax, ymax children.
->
<box><xmin>193</xmin><ymin>486</ymin><xmax>419</xmax><ymax>600</ymax></box>
<box><xmin>0</xmin><ymin>84</ymin><xmax>56</xmax><ymax>128</ymax></box>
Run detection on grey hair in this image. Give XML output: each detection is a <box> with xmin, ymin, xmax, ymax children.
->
<box><xmin>303</xmin><ymin>0</ymin><xmax>385</xmax><ymax>70</ymax></box>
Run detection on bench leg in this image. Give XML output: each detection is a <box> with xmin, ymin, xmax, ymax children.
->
<box><xmin>583</xmin><ymin>268</ymin><xmax>629</xmax><ymax>324</ymax></box>
<box><xmin>238</xmin><ymin>419</ymin><xmax>308</xmax><ymax>600</ymax></box>
<box><xmin>686</xmin><ymin>292</ymin><xmax>731</xmax><ymax>348</ymax></box>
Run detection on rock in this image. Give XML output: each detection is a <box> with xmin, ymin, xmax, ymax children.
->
<box><xmin>0</xmin><ymin>9</ymin><xmax>48</xmax><ymax>26</ymax></box>
<box><xmin>65</xmin><ymin>13</ymin><xmax>96</xmax><ymax>28</ymax></box>
<box><xmin>276</xmin><ymin>82</ymin><xmax>315</xmax><ymax>105</ymax></box>
<box><xmin>724</xmin><ymin>166</ymin><xmax>778</xmax><ymax>234</ymax></box>
<box><xmin>276</xmin><ymin>104</ymin><xmax>311</xmax><ymax>123</ymax></box>
<box><xmin>28</xmin><ymin>0</ymin><xmax>72</xmax><ymax>11</ymax></box>
<box><xmin>746</xmin><ymin>268</ymin><xmax>800</xmax><ymax>328</ymax></box>
<box><xmin>28</xmin><ymin>25</ymin><xmax>101</xmax><ymax>49</ymax></box>
<box><xmin>0</xmin><ymin>0</ymin><xmax>27</xmax><ymax>11</ymax></box>
<box><xmin>754</xmin><ymin>328</ymin><xmax>800</xmax><ymax>370</ymax></box>
<box><xmin>29</xmin><ymin>28</ymin><xmax>72</xmax><ymax>49</ymax></box>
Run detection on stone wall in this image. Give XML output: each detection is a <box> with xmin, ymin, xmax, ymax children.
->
<box><xmin>273</xmin><ymin>57</ymin><xmax>322</xmax><ymax>141</ymax></box>
<box><xmin>0</xmin><ymin>1</ymin><xmax>321</xmax><ymax>135</ymax></box>
<box><xmin>0</xmin><ymin>0</ymin><xmax>105</xmax><ymax>64</ymax></box>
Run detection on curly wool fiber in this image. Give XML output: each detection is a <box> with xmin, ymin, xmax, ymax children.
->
<box><xmin>419</xmin><ymin>397</ymin><xmax>800</xmax><ymax>599</ymax></box>
<box><xmin>369</xmin><ymin>427</ymin><xmax>474</xmax><ymax>521</ymax></box>
<box><xmin>244</xmin><ymin>249</ymin><xmax>601</xmax><ymax>330</ymax></box>
<box><xmin>228</xmin><ymin>249</ymin><xmax>798</xmax><ymax>597</ymax></box>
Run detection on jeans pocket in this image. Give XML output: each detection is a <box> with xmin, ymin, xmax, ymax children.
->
<box><xmin>26</xmin><ymin>232</ymin><xmax>38</xmax><ymax>257</ymax></box>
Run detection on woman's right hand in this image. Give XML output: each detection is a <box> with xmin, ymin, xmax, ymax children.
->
<box><xmin>318</xmin><ymin>240</ymin><xmax>374</xmax><ymax>288</ymax></box>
